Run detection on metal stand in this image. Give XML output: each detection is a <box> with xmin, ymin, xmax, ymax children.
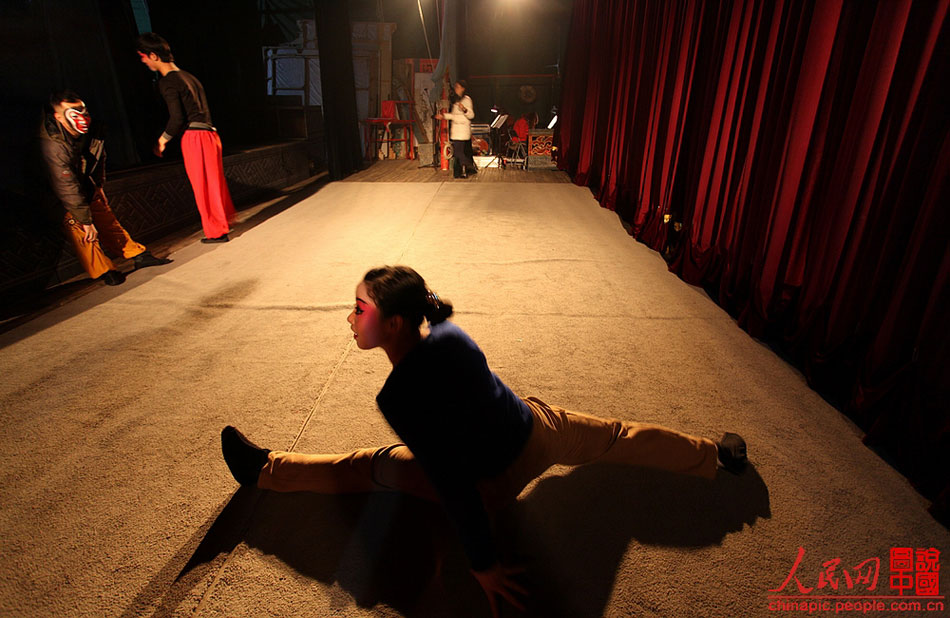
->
<box><xmin>486</xmin><ymin>114</ymin><xmax>509</xmax><ymax>169</ymax></box>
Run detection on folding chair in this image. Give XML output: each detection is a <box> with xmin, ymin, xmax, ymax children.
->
<box><xmin>504</xmin><ymin>127</ymin><xmax>527</xmax><ymax>170</ymax></box>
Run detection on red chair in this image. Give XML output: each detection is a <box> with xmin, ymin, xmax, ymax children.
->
<box><xmin>363</xmin><ymin>100</ymin><xmax>414</xmax><ymax>160</ymax></box>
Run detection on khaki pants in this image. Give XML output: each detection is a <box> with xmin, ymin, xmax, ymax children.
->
<box><xmin>257</xmin><ymin>397</ymin><xmax>718</xmax><ymax>510</ymax></box>
<box><xmin>63</xmin><ymin>191</ymin><xmax>145</xmax><ymax>279</ymax></box>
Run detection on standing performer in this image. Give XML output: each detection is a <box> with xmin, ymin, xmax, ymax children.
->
<box><xmin>136</xmin><ymin>33</ymin><xmax>235</xmax><ymax>243</ymax></box>
<box><xmin>221</xmin><ymin>265</ymin><xmax>749</xmax><ymax>617</ymax></box>
<box><xmin>40</xmin><ymin>90</ymin><xmax>171</xmax><ymax>286</ymax></box>
<box><xmin>436</xmin><ymin>80</ymin><xmax>476</xmax><ymax>178</ymax></box>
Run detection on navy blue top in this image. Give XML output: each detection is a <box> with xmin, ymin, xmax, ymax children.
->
<box><xmin>376</xmin><ymin>320</ymin><xmax>534</xmax><ymax>570</ymax></box>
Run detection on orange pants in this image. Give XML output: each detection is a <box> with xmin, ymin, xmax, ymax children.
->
<box><xmin>257</xmin><ymin>396</ymin><xmax>719</xmax><ymax>510</ymax></box>
<box><xmin>63</xmin><ymin>191</ymin><xmax>145</xmax><ymax>279</ymax></box>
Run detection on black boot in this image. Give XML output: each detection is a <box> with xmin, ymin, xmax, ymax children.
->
<box><xmin>221</xmin><ymin>426</ymin><xmax>270</xmax><ymax>486</ymax></box>
<box><xmin>98</xmin><ymin>270</ymin><xmax>125</xmax><ymax>286</ymax></box>
<box><xmin>201</xmin><ymin>234</ymin><xmax>229</xmax><ymax>244</ymax></box>
<box><xmin>716</xmin><ymin>432</ymin><xmax>748</xmax><ymax>474</ymax></box>
<box><xmin>133</xmin><ymin>251</ymin><xmax>172</xmax><ymax>269</ymax></box>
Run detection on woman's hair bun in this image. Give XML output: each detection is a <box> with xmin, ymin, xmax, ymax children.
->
<box><xmin>363</xmin><ymin>265</ymin><xmax>454</xmax><ymax>328</ymax></box>
<box><xmin>424</xmin><ymin>291</ymin><xmax>454</xmax><ymax>325</ymax></box>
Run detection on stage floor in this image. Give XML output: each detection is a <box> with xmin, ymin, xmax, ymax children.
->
<box><xmin>343</xmin><ymin>157</ymin><xmax>571</xmax><ymax>182</ymax></box>
<box><xmin>1</xmin><ymin>179</ymin><xmax>945</xmax><ymax>617</ymax></box>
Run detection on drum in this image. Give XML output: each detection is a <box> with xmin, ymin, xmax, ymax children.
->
<box><xmin>471</xmin><ymin>136</ymin><xmax>490</xmax><ymax>155</ymax></box>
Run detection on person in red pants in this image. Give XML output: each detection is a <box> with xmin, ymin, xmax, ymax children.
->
<box><xmin>221</xmin><ymin>265</ymin><xmax>749</xmax><ymax>617</ymax></box>
<box><xmin>136</xmin><ymin>32</ymin><xmax>235</xmax><ymax>244</ymax></box>
<box><xmin>40</xmin><ymin>90</ymin><xmax>171</xmax><ymax>285</ymax></box>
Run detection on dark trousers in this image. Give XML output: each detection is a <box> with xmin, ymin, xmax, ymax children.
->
<box><xmin>451</xmin><ymin>139</ymin><xmax>475</xmax><ymax>176</ymax></box>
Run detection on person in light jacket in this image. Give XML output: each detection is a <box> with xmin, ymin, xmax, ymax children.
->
<box><xmin>436</xmin><ymin>80</ymin><xmax>476</xmax><ymax>178</ymax></box>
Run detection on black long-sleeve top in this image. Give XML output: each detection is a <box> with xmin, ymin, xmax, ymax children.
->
<box><xmin>158</xmin><ymin>70</ymin><xmax>213</xmax><ymax>141</ymax></box>
<box><xmin>375</xmin><ymin>321</ymin><xmax>534</xmax><ymax>571</ymax></box>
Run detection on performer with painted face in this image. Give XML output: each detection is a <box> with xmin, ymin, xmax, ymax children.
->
<box><xmin>39</xmin><ymin>90</ymin><xmax>171</xmax><ymax>285</ymax></box>
<box><xmin>221</xmin><ymin>265</ymin><xmax>750</xmax><ymax>617</ymax></box>
<box><xmin>136</xmin><ymin>32</ymin><xmax>235</xmax><ymax>244</ymax></box>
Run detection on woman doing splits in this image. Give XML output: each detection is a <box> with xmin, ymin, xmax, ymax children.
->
<box><xmin>221</xmin><ymin>265</ymin><xmax>748</xmax><ymax>616</ymax></box>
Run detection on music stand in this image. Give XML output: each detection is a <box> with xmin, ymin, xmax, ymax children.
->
<box><xmin>484</xmin><ymin>114</ymin><xmax>508</xmax><ymax>168</ymax></box>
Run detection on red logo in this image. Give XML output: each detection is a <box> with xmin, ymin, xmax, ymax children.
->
<box><xmin>767</xmin><ymin>547</ymin><xmax>944</xmax><ymax>614</ymax></box>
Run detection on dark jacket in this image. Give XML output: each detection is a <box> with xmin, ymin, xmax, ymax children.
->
<box><xmin>376</xmin><ymin>321</ymin><xmax>534</xmax><ymax>571</ymax></box>
<box><xmin>39</xmin><ymin>111</ymin><xmax>106</xmax><ymax>225</ymax></box>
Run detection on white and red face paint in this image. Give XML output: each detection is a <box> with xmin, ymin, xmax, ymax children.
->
<box><xmin>347</xmin><ymin>281</ymin><xmax>385</xmax><ymax>350</ymax></box>
<box><xmin>63</xmin><ymin>104</ymin><xmax>90</xmax><ymax>134</ymax></box>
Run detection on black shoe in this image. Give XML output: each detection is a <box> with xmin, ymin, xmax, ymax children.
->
<box><xmin>221</xmin><ymin>426</ymin><xmax>270</xmax><ymax>487</ymax></box>
<box><xmin>467</xmin><ymin>166</ymin><xmax>478</xmax><ymax>175</ymax></box>
<box><xmin>133</xmin><ymin>251</ymin><xmax>172</xmax><ymax>269</ymax></box>
<box><xmin>99</xmin><ymin>270</ymin><xmax>125</xmax><ymax>286</ymax></box>
<box><xmin>201</xmin><ymin>234</ymin><xmax>229</xmax><ymax>244</ymax></box>
<box><xmin>460</xmin><ymin>171</ymin><xmax>468</xmax><ymax>179</ymax></box>
<box><xmin>716</xmin><ymin>432</ymin><xmax>748</xmax><ymax>474</ymax></box>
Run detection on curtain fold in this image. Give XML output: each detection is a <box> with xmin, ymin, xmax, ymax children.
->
<box><xmin>314</xmin><ymin>0</ymin><xmax>362</xmax><ymax>180</ymax></box>
<box><xmin>557</xmin><ymin>0</ymin><xmax>950</xmax><ymax>523</ymax></box>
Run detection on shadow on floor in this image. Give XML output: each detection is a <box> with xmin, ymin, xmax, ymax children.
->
<box><xmin>134</xmin><ymin>463</ymin><xmax>769</xmax><ymax>617</ymax></box>
<box><xmin>0</xmin><ymin>173</ymin><xmax>330</xmax><ymax>345</ymax></box>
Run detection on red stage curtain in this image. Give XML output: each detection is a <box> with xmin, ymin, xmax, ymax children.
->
<box><xmin>558</xmin><ymin>0</ymin><xmax>949</xmax><ymax>522</ymax></box>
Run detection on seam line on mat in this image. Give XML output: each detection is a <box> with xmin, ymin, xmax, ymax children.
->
<box><xmin>192</xmin><ymin>183</ymin><xmax>444</xmax><ymax>615</ymax></box>
<box><xmin>192</xmin><ymin>340</ymin><xmax>353</xmax><ymax>616</ymax></box>
<box><xmin>392</xmin><ymin>181</ymin><xmax>445</xmax><ymax>260</ymax></box>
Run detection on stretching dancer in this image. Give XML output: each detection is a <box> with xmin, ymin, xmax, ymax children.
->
<box><xmin>222</xmin><ymin>265</ymin><xmax>748</xmax><ymax>616</ymax></box>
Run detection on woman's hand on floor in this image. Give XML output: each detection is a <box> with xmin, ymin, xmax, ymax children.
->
<box><xmin>471</xmin><ymin>563</ymin><xmax>528</xmax><ymax>617</ymax></box>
